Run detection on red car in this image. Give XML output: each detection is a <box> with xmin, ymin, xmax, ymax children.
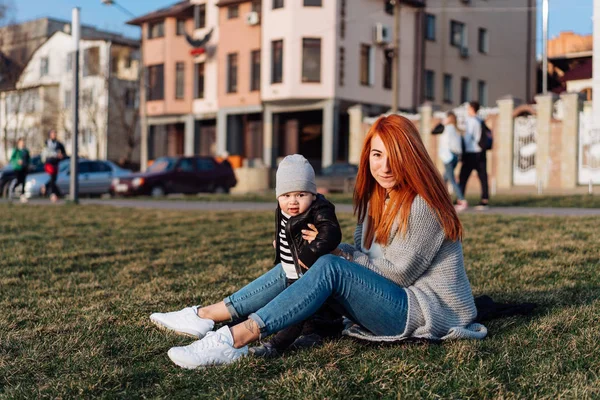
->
<box><xmin>111</xmin><ymin>156</ymin><xmax>237</xmax><ymax>197</ymax></box>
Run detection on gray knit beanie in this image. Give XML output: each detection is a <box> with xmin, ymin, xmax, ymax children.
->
<box><xmin>276</xmin><ymin>154</ymin><xmax>317</xmax><ymax>198</ymax></box>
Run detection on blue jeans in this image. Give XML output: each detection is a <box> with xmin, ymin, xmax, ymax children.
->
<box><xmin>444</xmin><ymin>154</ymin><xmax>465</xmax><ymax>201</ymax></box>
<box><xmin>224</xmin><ymin>254</ymin><xmax>408</xmax><ymax>338</ymax></box>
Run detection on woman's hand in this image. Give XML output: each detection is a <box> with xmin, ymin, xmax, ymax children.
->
<box><xmin>301</xmin><ymin>224</ymin><xmax>318</xmax><ymax>243</ymax></box>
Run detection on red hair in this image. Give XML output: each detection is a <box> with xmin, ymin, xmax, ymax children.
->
<box><xmin>354</xmin><ymin>115</ymin><xmax>462</xmax><ymax>247</ymax></box>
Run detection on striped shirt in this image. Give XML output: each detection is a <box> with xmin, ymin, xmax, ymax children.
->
<box><xmin>279</xmin><ymin>211</ymin><xmax>298</xmax><ymax>279</ymax></box>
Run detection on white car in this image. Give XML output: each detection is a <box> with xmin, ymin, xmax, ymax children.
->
<box><xmin>24</xmin><ymin>159</ymin><xmax>132</xmax><ymax>198</ymax></box>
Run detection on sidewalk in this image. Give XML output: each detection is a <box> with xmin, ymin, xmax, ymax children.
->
<box><xmin>8</xmin><ymin>198</ymin><xmax>600</xmax><ymax>217</ymax></box>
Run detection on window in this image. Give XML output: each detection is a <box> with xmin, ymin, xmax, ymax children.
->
<box><xmin>304</xmin><ymin>0</ymin><xmax>322</xmax><ymax>6</ymax></box>
<box><xmin>176</xmin><ymin>158</ymin><xmax>195</xmax><ymax>172</ymax></box>
<box><xmin>112</xmin><ymin>55</ymin><xmax>121</xmax><ymax>74</ymax></box>
<box><xmin>460</xmin><ymin>77</ymin><xmax>470</xmax><ymax>103</ymax></box>
<box><xmin>66</xmin><ymin>53</ymin><xmax>73</xmax><ymax>72</ymax></box>
<box><xmin>175</xmin><ymin>62</ymin><xmax>185</xmax><ymax>99</ymax></box>
<box><xmin>125</xmin><ymin>52</ymin><xmax>133</xmax><ymax>68</ymax></box>
<box><xmin>271</xmin><ymin>40</ymin><xmax>283</xmax><ymax>83</ymax></box>
<box><xmin>450</xmin><ymin>20</ymin><xmax>466</xmax><ymax>47</ymax></box>
<box><xmin>425</xmin><ymin>14</ymin><xmax>436</xmax><ymax>41</ymax></box>
<box><xmin>40</xmin><ymin>57</ymin><xmax>49</xmax><ymax>76</ymax></box>
<box><xmin>92</xmin><ymin>161</ymin><xmax>112</xmax><ymax>173</ymax></box>
<box><xmin>125</xmin><ymin>88</ymin><xmax>137</xmax><ymax>109</ymax></box>
<box><xmin>197</xmin><ymin>158</ymin><xmax>215</xmax><ymax>171</ymax></box>
<box><xmin>148</xmin><ymin>21</ymin><xmax>164</xmax><ymax>39</ymax></box>
<box><xmin>360</xmin><ymin>44</ymin><xmax>372</xmax><ymax>86</ymax></box>
<box><xmin>273</xmin><ymin>0</ymin><xmax>284</xmax><ymax>9</ymax></box>
<box><xmin>195</xmin><ymin>4</ymin><xmax>206</xmax><ymax>29</ymax></box>
<box><xmin>228</xmin><ymin>5</ymin><xmax>239</xmax><ymax>19</ymax></box>
<box><xmin>195</xmin><ymin>62</ymin><xmax>205</xmax><ymax>98</ymax></box>
<box><xmin>443</xmin><ymin>74</ymin><xmax>453</xmax><ymax>103</ymax></box>
<box><xmin>147</xmin><ymin>64</ymin><xmax>164</xmax><ymax>101</ymax></box>
<box><xmin>252</xmin><ymin>0</ymin><xmax>262</xmax><ymax>14</ymax></box>
<box><xmin>425</xmin><ymin>70</ymin><xmax>435</xmax><ymax>100</ymax></box>
<box><xmin>83</xmin><ymin>47</ymin><xmax>100</xmax><ymax>77</ymax></box>
<box><xmin>227</xmin><ymin>53</ymin><xmax>238</xmax><ymax>93</ymax></box>
<box><xmin>383</xmin><ymin>49</ymin><xmax>392</xmax><ymax>89</ymax></box>
<box><xmin>384</xmin><ymin>0</ymin><xmax>394</xmax><ymax>15</ymax></box>
<box><xmin>250</xmin><ymin>50</ymin><xmax>261</xmax><ymax>91</ymax></box>
<box><xmin>338</xmin><ymin>46</ymin><xmax>345</xmax><ymax>87</ymax></box>
<box><xmin>64</xmin><ymin>90</ymin><xmax>72</xmax><ymax>109</ymax></box>
<box><xmin>340</xmin><ymin>0</ymin><xmax>346</xmax><ymax>38</ymax></box>
<box><xmin>478</xmin><ymin>28</ymin><xmax>488</xmax><ymax>54</ymax></box>
<box><xmin>176</xmin><ymin>19</ymin><xmax>186</xmax><ymax>36</ymax></box>
<box><xmin>302</xmin><ymin>38</ymin><xmax>321</xmax><ymax>83</ymax></box>
<box><xmin>478</xmin><ymin>80</ymin><xmax>487</xmax><ymax>106</ymax></box>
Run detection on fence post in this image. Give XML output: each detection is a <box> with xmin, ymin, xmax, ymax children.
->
<box><xmin>559</xmin><ymin>92</ymin><xmax>581</xmax><ymax>190</ymax></box>
<box><xmin>348</xmin><ymin>105</ymin><xmax>366</xmax><ymax>165</ymax></box>
<box><xmin>534</xmin><ymin>93</ymin><xmax>557</xmax><ymax>190</ymax></box>
<box><xmin>419</xmin><ymin>102</ymin><xmax>434</xmax><ymax>159</ymax></box>
<box><xmin>496</xmin><ymin>96</ymin><xmax>516</xmax><ymax>191</ymax></box>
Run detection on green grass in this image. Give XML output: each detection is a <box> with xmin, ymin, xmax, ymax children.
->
<box><xmin>129</xmin><ymin>192</ymin><xmax>600</xmax><ymax>209</ymax></box>
<box><xmin>1</xmin><ymin>204</ymin><xmax>599</xmax><ymax>398</ymax></box>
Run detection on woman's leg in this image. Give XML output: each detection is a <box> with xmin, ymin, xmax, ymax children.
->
<box><xmin>151</xmin><ymin>264</ymin><xmax>288</xmax><ymax>337</ymax></box>
<box><xmin>230</xmin><ymin>254</ymin><xmax>408</xmax><ymax>348</ymax></box>
<box><xmin>446</xmin><ymin>156</ymin><xmax>465</xmax><ymax>201</ymax></box>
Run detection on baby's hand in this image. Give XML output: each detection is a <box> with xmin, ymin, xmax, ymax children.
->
<box><xmin>273</xmin><ymin>240</ymin><xmax>276</xmax><ymax>249</ymax></box>
<box><xmin>301</xmin><ymin>224</ymin><xmax>318</xmax><ymax>243</ymax></box>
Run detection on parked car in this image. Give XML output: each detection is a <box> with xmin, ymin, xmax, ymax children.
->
<box><xmin>24</xmin><ymin>159</ymin><xmax>132</xmax><ymax>198</ymax></box>
<box><xmin>0</xmin><ymin>155</ymin><xmax>45</xmax><ymax>197</ymax></box>
<box><xmin>110</xmin><ymin>156</ymin><xmax>237</xmax><ymax>197</ymax></box>
<box><xmin>315</xmin><ymin>163</ymin><xmax>358</xmax><ymax>193</ymax></box>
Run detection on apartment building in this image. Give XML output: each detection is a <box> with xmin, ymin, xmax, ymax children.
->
<box><xmin>128</xmin><ymin>0</ymin><xmax>220</xmax><ymax>160</ymax></box>
<box><xmin>131</xmin><ymin>0</ymin><xmax>536</xmax><ymax>170</ymax></box>
<box><xmin>423</xmin><ymin>0</ymin><xmax>537</xmax><ymax>109</ymax></box>
<box><xmin>0</xmin><ymin>25</ymin><xmax>139</xmax><ymax>165</ymax></box>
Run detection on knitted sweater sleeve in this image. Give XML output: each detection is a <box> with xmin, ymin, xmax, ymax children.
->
<box><xmin>350</xmin><ymin>197</ymin><xmax>447</xmax><ymax>288</ymax></box>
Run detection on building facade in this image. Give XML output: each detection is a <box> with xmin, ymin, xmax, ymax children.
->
<box><xmin>0</xmin><ymin>31</ymin><xmax>139</xmax><ymax>164</ymax></box>
<box><xmin>131</xmin><ymin>0</ymin><xmax>536</xmax><ymax>171</ymax></box>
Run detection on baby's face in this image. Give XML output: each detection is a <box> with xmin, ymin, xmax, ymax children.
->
<box><xmin>278</xmin><ymin>191</ymin><xmax>316</xmax><ymax>216</ymax></box>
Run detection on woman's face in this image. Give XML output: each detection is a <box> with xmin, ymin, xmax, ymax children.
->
<box><xmin>369</xmin><ymin>135</ymin><xmax>396</xmax><ymax>190</ymax></box>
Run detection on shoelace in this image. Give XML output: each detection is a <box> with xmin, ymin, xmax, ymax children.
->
<box><xmin>188</xmin><ymin>331</ymin><xmax>226</xmax><ymax>351</ymax></box>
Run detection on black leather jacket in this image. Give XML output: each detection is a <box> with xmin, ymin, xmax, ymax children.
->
<box><xmin>274</xmin><ymin>194</ymin><xmax>342</xmax><ymax>277</ymax></box>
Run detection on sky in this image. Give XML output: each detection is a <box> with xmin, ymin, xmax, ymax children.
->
<box><xmin>5</xmin><ymin>0</ymin><xmax>596</xmax><ymax>53</ymax></box>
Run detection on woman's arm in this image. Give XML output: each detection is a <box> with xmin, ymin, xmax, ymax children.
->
<box><xmin>351</xmin><ymin>197</ymin><xmax>447</xmax><ymax>288</ymax></box>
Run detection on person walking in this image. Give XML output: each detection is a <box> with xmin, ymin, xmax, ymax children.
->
<box><xmin>439</xmin><ymin>112</ymin><xmax>467</xmax><ymax>211</ymax></box>
<box><xmin>9</xmin><ymin>137</ymin><xmax>30</xmax><ymax>202</ymax></box>
<box><xmin>458</xmin><ymin>101</ymin><xmax>489</xmax><ymax>210</ymax></box>
<box><xmin>149</xmin><ymin>114</ymin><xmax>486</xmax><ymax>369</ymax></box>
<box><xmin>41</xmin><ymin>129</ymin><xmax>66</xmax><ymax>203</ymax></box>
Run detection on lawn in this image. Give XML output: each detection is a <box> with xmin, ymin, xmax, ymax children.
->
<box><xmin>1</xmin><ymin>204</ymin><xmax>599</xmax><ymax>399</ymax></box>
<box><xmin>149</xmin><ymin>192</ymin><xmax>600</xmax><ymax>209</ymax></box>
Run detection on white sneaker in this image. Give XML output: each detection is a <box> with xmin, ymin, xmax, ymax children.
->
<box><xmin>150</xmin><ymin>306</ymin><xmax>214</xmax><ymax>338</ymax></box>
<box><xmin>167</xmin><ymin>326</ymin><xmax>248</xmax><ymax>369</ymax></box>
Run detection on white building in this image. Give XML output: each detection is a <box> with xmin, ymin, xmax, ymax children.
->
<box><xmin>594</xmin><ymin>0</ymin><xmax>600</xmax><ymax>127</ymax></box>
<box><xmin>0</xmin><ymin>31</ymin><xmax>140</xmax><ymax>165</ymax></box>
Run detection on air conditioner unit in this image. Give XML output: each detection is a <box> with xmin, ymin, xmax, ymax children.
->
<box><xmin>374</xmin><ymin>23</ymin><xmax>392</xmax><ymax>45</ymax></box>
<box><xmin>460</xmin><ymin>46</ymin><xmax>469</xmax><ymax>58</ymax></box>
<box><xmin>246</xmin><ymin>11</ymin><xmax>260</xmax><ymax>26</ymax></box>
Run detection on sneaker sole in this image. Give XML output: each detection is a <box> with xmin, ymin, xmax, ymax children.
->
<box><xmin>149</xmin><ymin>316</ymin><xmax>203</xmax><ymax>339</ymax></box>
<box><xmin>167</xmin><ymin>351</ymin><xmax>205</xmax><ymax>369</ymax></box>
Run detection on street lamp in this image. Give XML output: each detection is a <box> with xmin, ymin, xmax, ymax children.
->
<box><xmin>101</xmin><ymin>0</ymin><xmax>148</xmax><ymax>171</ymax></box>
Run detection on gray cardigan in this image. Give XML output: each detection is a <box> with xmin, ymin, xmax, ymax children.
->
<box><xmin>338</xmin><ymin>196</ymin><xmax>487</xmax><ymax>341</ymax></box>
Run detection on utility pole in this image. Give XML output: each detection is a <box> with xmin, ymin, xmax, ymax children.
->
<box><xmin>70</xmin><ymin>7</ymin><xmax>80</xmax><ymax>204</ymax></box>
<box><xmin>542</xmin><ymin>0</ymin><xmax>549</xmax><ymax>94</ymax></box>
<box><xmin>391</xmin><ymin>0</ymin><xmax>401</xmax><ymax>113</ymax></box>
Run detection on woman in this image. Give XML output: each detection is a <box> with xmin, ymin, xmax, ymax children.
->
<box><xmin>150</xmin><ymin>115</ymin><xmax>486</xmax><ymax>369</ymax></box>
<box><xmin>439</xmin><ymin>112</ymin><xmax>468</xmax><ymax>211</ymax></box>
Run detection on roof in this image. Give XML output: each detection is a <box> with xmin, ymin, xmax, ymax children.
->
<box><xmin>216</xmin><ymin>0</ymin><xmax>252</xmax><ymax>6</ymax></box>
<box><xmin>561</xmin><ymin>58</ymin><xmax>593</xmax><ymax>82</ymax></box>
<box><xmin>127</xmin><ymin>1</ymin><xmax>194</xmax><ymax>26</ymax></box>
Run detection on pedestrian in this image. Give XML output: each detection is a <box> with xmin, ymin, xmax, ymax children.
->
<box><xmin>9</xmin><ymin>137</ymin><xmax>30</xmax><ymax>202</ymax></box>
<box><xmin>439</xmin><ymin>112</ymin><xmax>468</xmax><ymax>211</ymax></box>
<box><xmin>41</xmin><ymin>129</ymin><xmax>66</xmax><ymax>203</ymax></box>
<box><xmin>149</xmin><ymin>114</ymin><xmax>486</xmax><ymax>369</ymax></box>
<box><xmin>458</xmin><ymin>101</ymin><xmax>489</xmax><ymax>210</ymax></box>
